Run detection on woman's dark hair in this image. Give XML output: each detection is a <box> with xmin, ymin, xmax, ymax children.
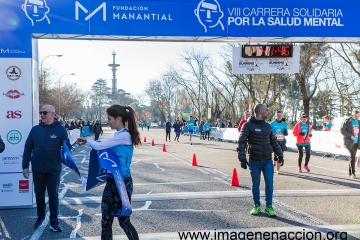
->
<box><xmin>106</xmin><ymin>104</ymin><xmax>142</xmax><ymax>147</ymax></box>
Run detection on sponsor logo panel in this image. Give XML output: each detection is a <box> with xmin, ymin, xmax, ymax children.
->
<box><xmin>19</xmin><ymin>180</ymin><xmax>29</xmax><ymax>193</ymax></box>
<box><xmin>6</xmin><ymin>130</ymin><xmax>22</xmax><ymax>145</ymax></box>
<box><xmin>6</xmin><ymin>66</ymin><xmax>22</xmax><ymax>81</ymax></box>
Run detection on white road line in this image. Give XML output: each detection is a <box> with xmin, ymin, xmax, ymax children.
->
<box><xmin>204</xmin><ymin>168</ymin><xmax>217</xmax><ymax>174</ymax></box>
<box><xmin>309</xmin><ymin>164</ymin><xmax>348</xmax><ymax>174</ymax></box>
<box><xmin>213</xmin><ymin>177</ymin><xmax>230</xmax><ymax>185</ymax></box>
<box><xmin>214</xmin><ymin>174</ymin><xmax>329</xmax><ymax>226</ymax></box>
<box><xmin>272</xmin><ymin>198</ymin><xmax>330</xmax><ymax>225</ymax></box>
<box><xmin>154</xmin><ymin>163</ymin><xmax>165</xmax><ymax>172</ymax></box>
<box><xmin>134</xmin><ymin>201</ymin><xmax>152</xmax><ymax>211</ymax></box>
<box><xmin>70</xmin><ymin>209</ymin><xmax>83</xmax><ymax>238</ymax></box>
<box><xmin>135</xmin><ymin>181</ymin><xmax>216</xmax><ymax>186</ymax></box>
<box><xmin>197</xmin><ymin>168</ymin><xmax>209</xmax><ymax>174</ymax></box>
<box><xmin>81</xmin><ymin>158</ymin><xmax>86</xmax><ymax>163</ymax></box>
<box><xmin>0</xmin><ymin>216</ymin><xmax>11</xmax><ymax>238</ymax></box>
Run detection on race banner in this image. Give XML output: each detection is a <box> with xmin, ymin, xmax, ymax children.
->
<box><xmin>61</xmin><ymin>141</ymin><xmax>132</xmax><ymax>217</ymax></box>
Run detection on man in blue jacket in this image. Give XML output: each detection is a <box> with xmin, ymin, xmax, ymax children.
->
<box><xmin>22</xmin><ymin>105</ymin><xmax>71</xmax><ymax>231</ymax></box>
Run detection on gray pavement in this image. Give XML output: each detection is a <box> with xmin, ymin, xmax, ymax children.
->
<box><xmin>0</xmin><ymin>127</ymin><xmax>359</xmax><ymax>240</ymax></box>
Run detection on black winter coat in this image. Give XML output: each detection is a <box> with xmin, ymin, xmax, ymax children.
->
<box><xmin>237</xmin><ymin>116</ymin><xmax>283</xmax><ymax>161</ymax></box>
<box><xmin>340</xmin><ymin>117</ymin><xmax>360</xmax><ymax>150</ymax></box>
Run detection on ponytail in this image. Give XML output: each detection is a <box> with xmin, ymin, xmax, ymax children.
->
<box><xmin>106</xmin><ymin>104</ymin><xmax>142</xmax><ymax>147</ymax></box>
<box><xmin>124</xmin><ymin>106</ymin><xmax>142</xmax><ymax>147</ymax></box>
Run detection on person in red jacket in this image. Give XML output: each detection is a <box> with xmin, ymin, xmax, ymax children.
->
<box><xmin>293</xmin><ymin>113</ymin><xmax>313</xmax><ymax>173</ymax></box>
<box><xmin>238</xmin><ymin>111</ymin><xmax>251</xmax><ymax>132</ymax></box>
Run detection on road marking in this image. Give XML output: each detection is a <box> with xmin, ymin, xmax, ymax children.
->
<box><xmin>197</xmin><ymin>168</ymin><xmax>209</xmax><ymax>174</ymax></box>
<box><xmin>309</xmin><ymin>164</ymin><xmax>348</xmax><ymax>174</ymax></box>
<box><xmin>154</xmin><ymin>163</ymin><xmax>165</xmax><ymax>172</ymax></box>
<box><xmin>70</xmin><ymin>209</ymin><xmax>83</xmax><ymax>238</ymax></box>
<box><xmin>135</xmin><ymin>181</ymin><xmax>216</xmax><ymax>186</ymax></box>
<box><xmin>0</xmin><ymin>216</ymin><xmax>11</xmax><ymax>238</ymax></box>
<box><xmin>213</xmin><ymin>177</ymin><xmax>230</xmax><ymax>185</ymax></box>
<box><xmin>272</xmin><ymin>198</ymin><xmax>329</xmax><ymax>225</ymax></box>
<box><xmin>60</xmin><ymin>189</ymin><xmax>360</xmax><ymax>205</ymax></box>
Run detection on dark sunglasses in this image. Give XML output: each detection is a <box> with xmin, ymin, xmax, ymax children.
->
<box><xmin>302</xmin><ymin>116</ymin><xmax>308</xmax><ymax>118</ymax></box>
<box><xmin>40</xmin><ymin>111</ymin><xmax>53</xmax><ymax>115</ymax></box>
<box><xmin>277</xmin><ymin>111</ymin><xmax>282</xmax><ymax>113</ymax></box>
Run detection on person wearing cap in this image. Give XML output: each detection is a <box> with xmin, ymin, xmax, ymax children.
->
<box><xmin>340</xmin><ymin>110</ymin><xmax>360</xmax><ymax>179</ymax></box>
<box><xmin>270</xmin><ymin>110</ymin><xmax>288</xmax><ymax>174</ymax></box>
<box><xmin>0</xmin><ymin>135</ymin><xmax>5</xmax><ymax>153</ymax></box>
<box><xmin>237</xmin><ymin>104</ymin><xmax>283</xmax><ymax>217</ymax></box>
<box><xmin>293</xmin><ymin>113</ymin><xmax>313</xmax><ymax>173</ymax></box>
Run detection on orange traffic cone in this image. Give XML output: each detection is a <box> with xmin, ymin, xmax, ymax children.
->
<box><xmin>144</xmin><ymin>137</ymin><xmax>147</xmax><ymax>142</ymax></box>
<box><xmin>162</xmin><ymin>143</ymin><xmax>167</xmax><ymax>152</ymax></box>
<box><xmin>151</xmin><ymin>139</ymin><xmax>155</xmax><ymax>146</ymax></box>
<box><xmin>231</xmin><ymin>168</ymin><xmax>240</xmax><ymax>186</ymax></box>
<box><xmin>192</xmin><ymin>154</ymin><xmax>198</xmax><ymax>166</ymax></box>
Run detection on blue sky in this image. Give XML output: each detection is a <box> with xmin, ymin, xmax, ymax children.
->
<box><xmin>38</xmin><ymin>39</ymin><xmax>226</xmax><ymax>96</ymax></box>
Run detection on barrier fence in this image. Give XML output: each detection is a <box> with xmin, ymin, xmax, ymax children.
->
<box><xmin>182</xmin><ymin>119</ymin><xmax>353</xmax><ymax>160</ymax></box>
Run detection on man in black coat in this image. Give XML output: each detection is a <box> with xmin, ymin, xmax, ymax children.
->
<box><xmin>340</xmin><ymin>109</ymin><xmax>360</xmax><ymax>179</ymax></box>
<box><xmin>237</xmin><ymin>104</ymin><xmax>283</xmax><ymax>217</ymax></box>
<box><xmin>92</xmin><ymin>119</ymin><xmax>103</xmax><ymax>141</ymax></box>
<box><xmin>22</xmin><ymin>105</ymin><xmax>71</xmax><ymax>231</ymax></box>
<box><xmin>0</xmin><ymin>135</ymin><xmax>5</xmax><ymax>153</ymax></box>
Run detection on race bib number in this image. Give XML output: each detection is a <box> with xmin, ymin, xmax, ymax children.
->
<box><xmin>275</xmin><ymin>133</ymin><xmax>284</xmax><ymax>141</ymax></box>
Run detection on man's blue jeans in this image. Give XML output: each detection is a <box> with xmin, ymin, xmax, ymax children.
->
<box><xmin>248</xmin><ymin>159</ymin><xmax>274</xmax><ymax>206</ymax></box>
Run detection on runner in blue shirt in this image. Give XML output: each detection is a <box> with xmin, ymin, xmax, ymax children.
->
<box><xmin>270</xmin><ymin>110</ymin><xmax>288</xmax><ymax>174</ymax></box>
<box><xmin>187</xmin><ymin>115</ymin><xmax>195</xmax><ymax>145</ymax></box>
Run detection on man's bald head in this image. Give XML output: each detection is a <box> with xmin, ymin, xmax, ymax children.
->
<box><xmin>254</xmin><ymin>104</ymin><xmax>265</xmax><ymax>114</ymax></box>
<box><xmin>254</xmin><ymin>104</ymin><xmax>269</xmax><ymax>120</ymax></box>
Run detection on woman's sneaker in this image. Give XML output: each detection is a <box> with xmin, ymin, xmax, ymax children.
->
<box><xmin>298</xmin><ymin>167</ymin><xmax>302</xmax><ymax>173</ymax></box>
<box><xmin>304</xmin><ymin>165</ymin><xmax>310</xmax><ymax>172</ymax></box>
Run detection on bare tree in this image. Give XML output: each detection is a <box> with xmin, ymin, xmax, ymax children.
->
<box><xmin>295</xmin><ymin>43</ymin><xmax>328</xmax><ymax>116</ymax></box>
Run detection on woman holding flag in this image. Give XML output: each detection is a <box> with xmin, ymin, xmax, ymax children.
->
<box><xmin>77</xmin><ymin>104</ymin><xmax>141</xmax><ymax>240</ymax></box>
<box><xmin>293</xmin><ymin>113</ymin><xmax>313</xmax><ymax>173</ymax></box>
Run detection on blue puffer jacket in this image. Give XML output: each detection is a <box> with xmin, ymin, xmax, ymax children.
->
<box><xmin>173</xmin><ymin>122</ymin><xmax>182</xmax><ymax>132</ymax></box>
<box><xmin>22</xmin><ymin>121</ymin><xmax>71</xmax><ymax>173</ymax></box>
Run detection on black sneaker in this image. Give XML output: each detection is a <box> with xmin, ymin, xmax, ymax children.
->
<box><xmin>34</xmin><ymin>217</ymin><xmax>45</xmax><ymax>228</ymax></box>
<box><xmin>50</xmin><ymin>219</ymin><xmax>62</xmax><ymax>232</ymax></box>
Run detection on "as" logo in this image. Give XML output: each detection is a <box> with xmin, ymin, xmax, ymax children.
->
<box><xmin>6</xmin><ymin>111</ymin><xmax>22</xmax><ymax>119</ymax></box>
<box><xmin>75</xmin><ymin>1</ymin><xmax>106</xmax><ymax>21</ymax></box>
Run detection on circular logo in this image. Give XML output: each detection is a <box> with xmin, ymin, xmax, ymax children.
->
<box><xmin>7</xmin><ymin>130</ymin><xmax>22</xmax><ymax>145</ymax></box>
<box><xmin>6</xmin><ymin>66</ymin><xmax>22</xmax><ymax>81</ymax></box>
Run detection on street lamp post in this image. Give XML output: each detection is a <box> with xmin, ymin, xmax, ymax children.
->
<box><xmin>58</xmin><ymin>73</ymin><xmax>75</xmax><ymax>116</ymax></box>
<box><xmin>40</xmin><ymin>55</ymin><xmax>63</xmax><ymax>101</ymax></box>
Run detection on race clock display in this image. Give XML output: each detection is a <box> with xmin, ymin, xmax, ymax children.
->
<box><xmin>242</xmin><ymin>45</ymin><xmax>293</xmax><ymax>58</ymax></box>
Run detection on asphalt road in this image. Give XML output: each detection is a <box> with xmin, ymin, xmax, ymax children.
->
<box><xmin>1</xmin><ymin>127</ymin><xmax>360</xmax><ymax>240</ymax></box>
